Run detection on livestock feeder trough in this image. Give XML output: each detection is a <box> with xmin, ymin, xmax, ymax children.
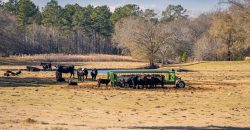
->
<box><xmin>107</xmin><ymin>70</ymin><xmax>185</xmax><ymax>89</ymax></box>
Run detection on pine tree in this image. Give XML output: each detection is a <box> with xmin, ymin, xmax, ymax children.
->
<box><xmin>16</xmin><ymin>0</ymin><xmax>39</xmax><ymax>29</ymax></box>
<box><xmin>3</xmin><ymin>0</ymin><xmax>18</xmax><ymax>14</ymax></box>
<box><xmin>42</xmin><ymin>0</ymin><xmax>62</xmax><ymax>27</ymax></box>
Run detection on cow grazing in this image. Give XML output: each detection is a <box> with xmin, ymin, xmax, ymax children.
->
<box><xmin>97</xmin><ymin>79</ymin><xmax>111</xmax><ymax>87</ymax></box>
<box><xmin>151</xmin><ymin>74</ymin><xmax>165</xmax><ymax>87</ymax></box>
<box><xmin>26</xmin><ymin>66</ymin><xmax>41</xmax><ymax>71</ymax></box>
<box><xmin>40</xmin><ymin>62</ymin><xmax>52</xmax><ymax>71</ymax></box>
<box><xmin>118</xmin><ymin>75</ymin><xmax>133</xmax><ymax>88</ymax></box>
<box><xmin>91</xmin><ymin>69</ymin><xmax>98</xmax><ymax>80</ymax></box>
<box><xmin>55</xmin><ymin>65</ymin><xmax>74</xmax><ymax>78</ymax></box>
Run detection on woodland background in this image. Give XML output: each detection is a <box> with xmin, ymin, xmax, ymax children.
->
<box><xmin>0</xmin><ymin>0</ymin><xmax>250</xmax><ymax>63</ymax></box>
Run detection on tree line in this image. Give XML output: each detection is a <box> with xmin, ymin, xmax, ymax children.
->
<box><xmin>113</xmin><ymin>0</ymin><xmax>250</xmax><ymax>64</ymax></box>
<box><xmin>0</xmin><ymin>0</ymin><xmax>140</xmax><ymax>55</ymax></box>
<box><xmin>0</xmin><ymin>0</ymin><xmax>250</xmax><ymax>64</ymax></box>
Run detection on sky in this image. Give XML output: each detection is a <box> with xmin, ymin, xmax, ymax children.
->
<box><xmin>3</xmin><ymin>0</ymin><xmax>227</xmax><ymax>17</ymax></box>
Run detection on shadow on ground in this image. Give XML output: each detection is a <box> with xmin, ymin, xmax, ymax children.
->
<box><xmin>127</xmin><ymin>126</ymin><xmax>250</xmax><ymax>130</ymax></box>
<box><xmin>0</xmin><ymin>77</ymin><xmax>57</xmax><ymax>87</ymax></box>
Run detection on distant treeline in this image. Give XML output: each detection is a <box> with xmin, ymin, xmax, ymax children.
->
<box><xmin>0</xmin><ymin>0</ymin><xmax>250</xmax><ymax>63</ymax></box>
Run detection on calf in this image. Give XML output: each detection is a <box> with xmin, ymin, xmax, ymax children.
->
<box><xmin>55</xmin><ymin>65</ymin><xmax>74</xmax><ymax>78</ymax></box>
<box><xmin>68</xmin><ymin>79</ymin><xmax>78</xmax><ymax>86</ymax></box>
<box><xmin>97</xmin><ymin>79</ymin><xmax>111</xmax><ymax>87</ymax></box>
<box><xmin>91</xmin><ymin>69</ymin><xmax>98</xmax><ymax>80</ymax></box>
<box><xmin>40</xmin><ymin>62</ymin><xmax>52</xmax><ymax>71</ymax></box>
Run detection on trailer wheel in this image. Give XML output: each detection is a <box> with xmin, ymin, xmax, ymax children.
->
<box><xmin>176</xmin><ymin>81</ymin><xmax>185</xmax><ymax>88</ymax></box>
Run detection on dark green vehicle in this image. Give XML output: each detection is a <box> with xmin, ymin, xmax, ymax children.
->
<box><xmin>107</xmin><ymin>70</ymin><xmax>185</xmax><ymax>88</ymax></box>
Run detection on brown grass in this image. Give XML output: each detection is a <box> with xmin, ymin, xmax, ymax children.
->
<box><xmin>9</xmin><ymin>54</ymin><xmax>143</xmax><ymax>62</ymax></box>
<box><xmin>0</xmin><ymin>61</ymin><xmax>250</xmax><ymax>129</ymax></box>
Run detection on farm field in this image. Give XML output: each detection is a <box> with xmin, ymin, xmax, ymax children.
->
<box><xmin>0</xmin><ymin>59</ymin><xmax>250</xmax><ymax>129</ymax></box>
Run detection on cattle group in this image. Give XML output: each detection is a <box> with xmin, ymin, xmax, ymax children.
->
<box><xmin>55</xmin><ymin>64</ymin><xmax>98</xmax><ymax>83</ymax></box>
<box><xmin>116</xmin><ymin>74</ymin><xmax>165</xmax><ymax>89</ymax></box>
<box><xmin>3</xmin><ymin>62</ymin><xmax>172</xmax><ymax>88</ymax></box>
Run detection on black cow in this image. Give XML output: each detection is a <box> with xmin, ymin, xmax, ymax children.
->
<box><xmin>26</xmin><ymin>66</ymin><xmax>41</xmax><ymax>71</ymax></box>
<box><xmin>117</xmin><ymin>75</ymin><xmax>132</xmax><ymax>87</ymax></box>
<box><xmin>97</xmin><ymin>79</ymin><xmax>111</xmax><ymax>87</ymax></box>
<box><xmin>137</xmin><ymin>75</ymin><xmax>165</xmax><ymax>89</ymax></box>
<box><xmin>77</xmin><ymin>68</ymin><xmax>88</xmax><ymax>81</ymax></box>
<box><xmin>91</xmin><ymin>69</ymin><xmax>98</xmax><ymax>80</ymax></box>
<box><xmin>3</xmin><ymin>70</ymin><xmax>22</xmax><ymax>77</ymax></box>
<box><xmin>55</xmin><ymin>65</ymin><xmax>74</xmax><ymax>78</ymax></box>
<box><xmin>83</xmin><ymin>68</ymin><xmax>88</xmax><ymax>79</ymax></box>
<box><xmin>40</xmin><ymin>62</ymin><xmax>52</xmax><ymax>71</ymax></box>
<box><xmin>117</xmin><ymin>75</ymin><xmax>139</xmax><ymax>88</ymax></box>
<box><xmin>151</xmin><ymin>74</ymin><xmax>165</xmax><ymax>87</ymax></box>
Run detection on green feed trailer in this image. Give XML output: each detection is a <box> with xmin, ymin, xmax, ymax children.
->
<box><xmin>107</xmin><ymin>70</ymin><xmax>185</xmax><ymax>88</ymax></box>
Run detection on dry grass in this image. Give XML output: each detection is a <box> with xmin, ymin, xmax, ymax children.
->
<box><xmin>0</xmin><ymin>61</ymin><xmax>250</xmax><ymax>129</ymax></box>
<box><xmin>9</xmin><ymin>54</ymin><xmax>142</xmax><ymax>63</ymax></box>
<box><xmin>0</xmin><ymin>62</ymin><xmax>148</xmax><ymax>71</ymax></box>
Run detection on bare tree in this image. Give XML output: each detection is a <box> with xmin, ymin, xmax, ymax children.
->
<box><xmin>113</xmin><ymin>16</ymin><xmax>171</xmax><ymax>67</ymax></box>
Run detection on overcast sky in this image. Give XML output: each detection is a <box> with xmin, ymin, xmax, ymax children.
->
<box><xmin>3</xmin><ymin>0</ymin><xmax>226</xmax><ymax>17</ymax></box>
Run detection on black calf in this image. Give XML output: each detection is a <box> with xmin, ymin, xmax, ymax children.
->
<box><xmin>97</xmin><ymin>79</ymin><xmax>111</xmax><ymax>87</ymax></box>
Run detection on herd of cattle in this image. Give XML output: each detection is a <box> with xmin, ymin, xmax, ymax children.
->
<box><xmin>116</xmin><ymin>74</ymin><xmax>165</xmax><ymax>89</ymax></box>
<box><xmin>3</xmin><ymin>62</ymin><xmax>167</xmax><ymax>88</ymax></box>
<box><xmin>25</xmin><ymin>63</ymin><xmax>98</xmax><ymax>82</ymax></box>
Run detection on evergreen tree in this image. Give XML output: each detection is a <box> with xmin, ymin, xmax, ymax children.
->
<box><xmin>72</xmin><ymin>5</ymin><xmax>94</xmax><ymax>32</ymax></box>
<box><xmin>110</xmin><ymin>4</ymin><xmax>141</xmax><ymax>25</ymax></box>
<box><xmin>91</xmin><ymin>5</ymin><xmax>112</xmax><ymax>36</ymax></box>
<box><xmin>16</xmin><ymin>0</ymin><xmax>39</xmax><ymax>29</ymax></box>
<box><xmin>59</xmin><ymin>4</ymin><xmax>81</xmax><ymax>31</ymax></box>
<box><xmin>3</xmin><ymin>0</ymin><xmax>18</xmax><ymax>14</ymax></box>
<box><xmin>42</xmin><ymin>0</ymin><xmax>62</xmax><ymax>27</ymax></box>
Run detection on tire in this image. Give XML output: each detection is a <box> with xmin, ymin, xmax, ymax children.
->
<box><xmin>176</xmin><ymin>81</ymin><xmax>185</xmax><ymax>88</ymax></box>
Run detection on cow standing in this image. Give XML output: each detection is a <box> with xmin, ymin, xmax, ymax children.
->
<box><xmin>55</xmin><ymin>65</ymin><xmax>74</xmax><ymax>78</ymax></box>
<box><xmin>77</xmin><ymin>68</ymin><xmax>84</xmax><ymax>81</ymax></box>
<box><xmin>83</xmin><ymin>68</ymin><xmax>88</xmax><ymax>79</ymax></box>
<box><xmin>91</xmin><ymin>68</ymin><xmax>98</xmax><ymax>80</ymax></box>
<box><xmin>77</xmin><ymin>68</ymin><xmax>88</xmax><ymax>81</ymax></box>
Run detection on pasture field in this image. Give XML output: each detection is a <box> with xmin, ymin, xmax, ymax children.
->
<box><xmin>0</xmin><ymin>59</ymin><xmax>250</xmax><ymax>129</ymax></box>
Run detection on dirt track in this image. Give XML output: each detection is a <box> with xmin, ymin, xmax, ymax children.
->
<box><xmin>0</xmin><ymin>61</ymin><xmax>250</xmax><ymax>129</ymax></box>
